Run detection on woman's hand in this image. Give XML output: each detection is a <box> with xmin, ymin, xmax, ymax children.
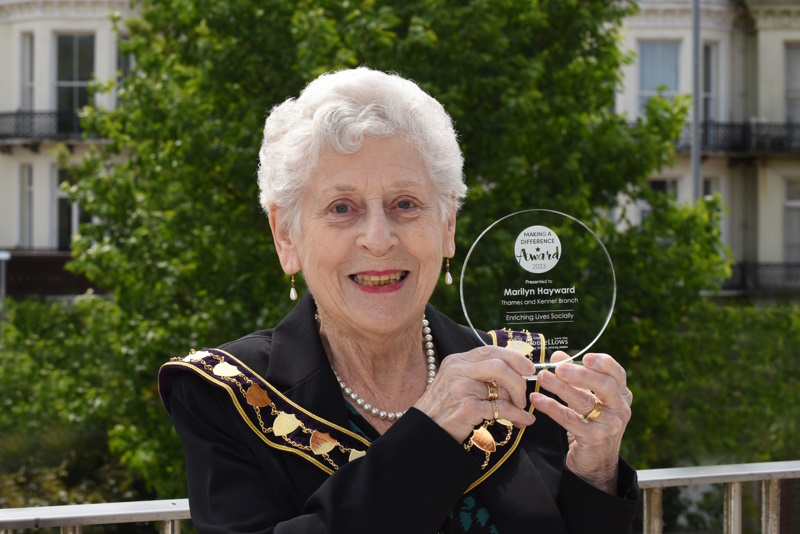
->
<box><xmin>529</xmin><ymin>352</ymin><xmax>633</xmax><ymax>495</ymax></box>
<box><xmin>414</xmin><ymin>346</ymin><xmax>538</xmax><ymax>443</ymax></box>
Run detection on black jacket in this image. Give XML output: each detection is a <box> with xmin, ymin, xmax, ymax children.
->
<box><xmin>164</xmin><ymin>293</ymin><xmax>639</xmax><ymax>533</ymax></box>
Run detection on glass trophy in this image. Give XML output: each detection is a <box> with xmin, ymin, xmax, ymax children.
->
<box><xmin>459</xmin><ymin>210</ymin><xmax>616</xmax><ymax>379</ymax></box>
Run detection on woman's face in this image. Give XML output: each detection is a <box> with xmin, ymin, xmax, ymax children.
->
<box><xmin>271</xmin><ymin>136</ymin><xmax>456</xmax><ymax>336</ymax></box>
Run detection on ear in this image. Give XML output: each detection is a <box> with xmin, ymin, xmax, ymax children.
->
<box><xmin>269</xmin><ymin>207</ymin><xmax>302</xmax><ymax>275</ymax></box>
<box><xmin>442</xmin><ymin>198</ymin><xmax>457</xmax><ymax>258</ymax></box>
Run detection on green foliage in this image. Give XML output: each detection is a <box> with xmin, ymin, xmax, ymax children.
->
<box><xmin>2</xmin><ymin>0</ymin><xmax>797</xmax><ymax>509</ymax></box>
<box><xmin>0</xmin><ymin>297</ymin><xmax>156</xmax><ymax>512</ymax></box>
<box><xmin>68</xmin><ymin>0</ymin><xmax>676</xmax><ymax>494</ymax></box>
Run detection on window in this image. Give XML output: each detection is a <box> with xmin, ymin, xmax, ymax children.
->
<box><xmin>703</xmin><ymin>177</ymin><xmax>719</xmax><ymax>198</ymax></box>
<box><xmin>115</xmin><ymin>36</ymin><xmax>133</xmax><ymax>107</ymax></box>
<box><xmin>54</xmin><ymin>169</ymin><xmax>90</xmax><ymax>251</ymax></box>
<box><xmin>639</xmin><ymin>41</ymin><xmax>680</xmax><ymax>115</ymax></box>
<box><xmin>640</xmin><ymin>179</ymin><xmax>679</xmax><ymax>221</ymax></box>
<box><xmin>56</xmin><ymin>34</ymin><xmax>94</xmax><ymax>133</ymax></box>
<box><xmin>117</xmin><ymin>36</ymin><xmax>133</xmax><ymax>85</ymax></box>
<box><xmin>648</xmin><ymin>179</ymin><xmax>678</xmax><ymax>198</ymax></box>
<box><xmin>702</xmin><ymin>43</ymin><xmax>718</xmax><ymax>149</ymax></box>
<box><xmin>19</xmin><ymin>165</ymin><xmax>33</xmax><ymax>248</ymax></box>
<box><xmin>703</xmin><ymin>44</ymin><xmax>718</xmax><ymax>123</ymax></box>
<box><xmin>21</xmin><ymin>33</ymin><xmax>34</xmax><ymax>110</ymax></box>
<box><xmin>786</xmin><ymin>181</ymin><xmax>800</xmax><ymax>263</ymax></box>
<box><xmin>787</xmin><ymin>45</ymin><xmax>800</xmax><ymax>122</ymax></box>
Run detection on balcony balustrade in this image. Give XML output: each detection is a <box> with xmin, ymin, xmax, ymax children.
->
<box><xmin>0</xmin><ymin>111</ymin><xmax>91</xmax><ymax>142</ymax></box>
<box><xmin>0</xmin><ymin>461</ymin><xmax>798</xmax><ymax>533</ymax></box>
<box><xmin>674</xmin><ymin>122</ymin><xmax>800</xmax><ymax>154</ymax></box>
<box><xmin>2</xmin><ymin>114</ymin><xmax>797</xmax><ymax>153</ymax></box>
<box><xmin>0</xmin><ymin>249</ymin><xmax>96</xmax><ymax>297</ymax></box>
<box><xmin>722</xmin><ymin>263</ymin><xmax>800</xmax><ymax>293</ymax></box>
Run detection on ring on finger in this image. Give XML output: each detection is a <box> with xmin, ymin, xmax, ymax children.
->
<box><xmin>486</xmin><ymin>381</ymin><xmax>499</xmax><ymax>402</ymax></box>
<box><xmin>581</xmin><ymin>398</ymin><xmax>603</xmax><ymax>424</ymax></box>
<box><xmin>491</xmin><ymin>399</ymin><xmax>499</xmax><ymax>420</ymax></box>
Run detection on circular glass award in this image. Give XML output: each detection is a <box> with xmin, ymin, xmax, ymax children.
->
<box><xmin>459</xmin><ymin>210</ymin><xmax>616</xmax><ymax>378</ymax></box>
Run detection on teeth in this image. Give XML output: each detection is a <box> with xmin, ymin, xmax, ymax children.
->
<box><xmin>354</xmin><ymin>272</ymin><xmax>406</xmax><ymax>286</ymax></box>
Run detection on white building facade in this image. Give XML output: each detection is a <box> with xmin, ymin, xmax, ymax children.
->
<box><xmin>0</xmin><ymin>0</ymin><xmax>134</xmax><ymax>295</ymax></box>
<box><xmin>1</xmin><ymin>0</ymin><xmax>797</xmax><ymax>296</ymax></box>
<box><xmin>618</xmin><ymin>0</ymin><xmax>800</xmax><ymax>293</ymax></box>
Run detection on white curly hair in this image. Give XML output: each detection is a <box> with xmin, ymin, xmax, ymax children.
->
<box><xmin>257</xmin><ymin>67</ymin><xmax>467</xmax><ymax>233</ymax></box>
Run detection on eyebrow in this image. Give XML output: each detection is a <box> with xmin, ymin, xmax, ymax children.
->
<box><xmin>319</xmin><ymin>178</ymin><xmax>425</xmax><ymax>194</ymax></box>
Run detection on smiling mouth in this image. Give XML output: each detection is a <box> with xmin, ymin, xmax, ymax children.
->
<box><xmin>351</xmin><ymin>272</ymin><xmax>409</xmax><ymax>287</ymax></box>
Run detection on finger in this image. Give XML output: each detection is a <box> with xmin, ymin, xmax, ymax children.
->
<box><xmin>553</xmin><ymin>359</ymin><xmax>625</xmax><ymax>409</ymax></box>
<box><xmin>464</xmin><ymin>358</ymin><xmax>530</xmax><ymax>409</ymax></box>
<box><xmin>549</xmin><ymin>350</ymin><xmax>571</xmax><ymax>364</ymax></box>
<box><xmin>621</xmin><ymin>385</ymin><xmax>634</xmax><ymax>407</ymax></box>
<box><xmin>537</xmin><ymin>369</ymin><xmax>596</xmax><ymax>415</ymax></box>
<box><xmin>529</xmin><ymin>391</ymin><xmax>588</xmax><ymax>431</ymax></box>
<box><xmin>459</xmin><ymin>345</ymin><xmax>537</xmax><ymax>377</ymax></box>
<box><xmin>484</xmin><ymin>399</ymin><xmax>536</xmax><ymax>428</ymax></box>
<box><xmin>583</xmin><ymin>353</ymin><xmax>628</xmax><ymax>393</ymax></box>
<box><xmin>479</xmin><ymin>380</ymin><xmax>512</xmax><ymax>405</ymax></box>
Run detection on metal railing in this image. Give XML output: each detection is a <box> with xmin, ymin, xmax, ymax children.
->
<box><xmin>640</xmin><ymin>460</ymin><xmax>800</xmax><ymax>534</ymax></box>
<box><xmin>0</xmin><ymin>460</ymin><xmax>798</xmax><ymax>533</ymax></box>
<box><xmin>673</xmin><ymin>122</ymin><xmax>800</xmax><ymax>154</ymax></box>
<box><xmin>0</xmin><ymin>499</ymin><xmax>189</xmax><ymax>533</ymax></box>
<box><xmin>0</xmin><ymin>111</ymin><xmax>91</xmax><ymax>141</ymax></box>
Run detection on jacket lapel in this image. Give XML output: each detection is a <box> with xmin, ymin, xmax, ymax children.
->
<box><xmin>264</xmin><ymin>293</ymin><xmax>349</xmax><ymax>427</ymax></box>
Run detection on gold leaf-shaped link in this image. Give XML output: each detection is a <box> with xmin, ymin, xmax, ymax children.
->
<box><xmin>212</xmin><ymin>361</ymin><xmax>241</xmax><ymax>377</ymax></box>
<box><xmin>507</xmin><ymin>339</ymin><xmax>533</xmax><ymax>356</ymax></box>
<box><xmin>470</xmin><ymin>426</ymin><xmax>497</xmax><ymax>453</ymax></box>
<box><xmin>183</xmin><ymin>350</ymin><xmax>211</xmax><ymax>362</ymax></box>
<box><xmin>246</xmin><ymin>384</ymin><xmax>272</xmax><ymax>407</ymax></box>
<box><xmin>496</xmin><ymin>418</ymin><xmax>513</xmax><ymax>427</ymax></box>
<box><xmin>273</xmin><ymin>412</ymin><xmax>302</xmax><ymax>437</ymax></box>
<box><xmin>349</xmin><ymin>449</ymin><xmax>366</xmax><ymax>462</ymax></box>
<box><xmin>310</xmin><ymin>431</ymin><xmax>337</xmax><ymax>455</ymax></box>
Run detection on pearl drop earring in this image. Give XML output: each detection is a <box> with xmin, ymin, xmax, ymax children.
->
<box><xmin>290</xmin><ymin>274</ymin><xmax>298</xmax><ymax>301</ymax></box>
<box><xmin>445</xmin><ymin>258</ymin><xmax>453</xmax><ymax>285</ymax></box>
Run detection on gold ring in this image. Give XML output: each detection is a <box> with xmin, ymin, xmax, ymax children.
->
<box><xmin>486</xmin><ymin>381</ymin><xmax>499</xmax><ymax>402</ymax></box>
<box><xmin>581</xmin><ymin>398</ymin><xmax>603</xmax><ymax>424</ymax></box>
<box><xmin>492</xmin><ymin>399</ymin><xmax>499</xmax><ymax>420</ymax></box>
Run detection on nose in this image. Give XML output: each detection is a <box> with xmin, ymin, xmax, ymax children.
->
<box><xmin>356</xmin><ymin>207</ymin><xmax>398</xmax><ymax>257</ymax></box>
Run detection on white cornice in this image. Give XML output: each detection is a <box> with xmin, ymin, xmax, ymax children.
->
<box><xmin>626</xmin><ymin>0</ymin><xmax>742</xmax><ymax>31</ymax></box>
<box><xmin>0</xmin><ymin>1</ymin><xmax>136</xmax><ymax>23</ymax></box>
<box><xmin>749</xmin><ymin>4</ymin><xmax>800</xmax><ymax>31</ymax></box>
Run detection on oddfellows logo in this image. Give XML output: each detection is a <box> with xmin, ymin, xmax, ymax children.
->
<box><xmin>514</xmin><ymin>225</ymin><xmax>561</xmax><ymax>273</ymax></box>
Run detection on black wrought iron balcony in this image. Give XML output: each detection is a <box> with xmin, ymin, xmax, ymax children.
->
<box><xmin>0</xmin><ymin>110</ymin><xmax>94</xmax><ymax>142</ymax></box>
<box><xmin>674</xmin><ymin>122</ymin><xmax>800</xmax><ymax>154</ymax></box>
<box><xmin>722</xmin><ymin>262</ymin><xmax>800</xmax><ymax>293</ymax></box>
<box><xmin>0</xmin><ymin>248</ymin><xmax>97</xmax><ymax>296</ymax></box>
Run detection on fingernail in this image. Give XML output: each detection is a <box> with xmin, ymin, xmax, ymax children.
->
<box><xmin>537</xmin><ymin>370</ymin><xmax>552</xmax><ymax>383</ymax></box>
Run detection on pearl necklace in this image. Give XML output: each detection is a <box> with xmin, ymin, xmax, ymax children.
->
<box><xmin>333</xmin><ymin>316</ymin><xmax>437</xmax><ymax>422</ymax></box>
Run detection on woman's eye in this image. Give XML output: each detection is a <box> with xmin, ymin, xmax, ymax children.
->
<box><xmin>397</xmin><ymin>200</ymin><xmax>413</xmax><ymax>209</ymax></box>
<box><xmin>333</xmin><ymin>204</ymin><xmax>350</xmax><ymax>214</ymax></box>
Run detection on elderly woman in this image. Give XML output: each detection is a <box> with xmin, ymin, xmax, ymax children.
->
<box><xmin>159</xmin><ymin>67</ymin><xmax>638</xmax><ymax>533</ymax></box>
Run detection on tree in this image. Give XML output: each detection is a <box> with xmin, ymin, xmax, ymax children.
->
<box><xmin>3</xmin><ymin>0</ymin><xmax>795</xmax><ymax>506</ymax></box>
